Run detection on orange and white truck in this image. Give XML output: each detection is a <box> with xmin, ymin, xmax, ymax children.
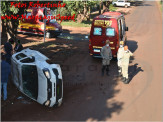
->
<box><xmin>17</xmin><ymin>7</ymin><xmax>62</xmax><ymax>38</ymax></box>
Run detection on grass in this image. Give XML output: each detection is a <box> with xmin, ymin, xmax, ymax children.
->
<box><xmin>109</xmin><ymin>4</ymin><xmax>118</xmax><ymax>12</ymax></box>
<box><xmin>61</xmin><ymin>21</ymin><xmax>92</xmax><ymax>27</ymax></box>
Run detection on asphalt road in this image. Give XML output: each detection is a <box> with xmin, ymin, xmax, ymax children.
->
<box><xmin>1</xmin><ymin>1</ymin><xmax>162</xmax><ymax>121</ymax></box>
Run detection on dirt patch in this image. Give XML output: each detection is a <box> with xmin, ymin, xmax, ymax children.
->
<box><xmin>116</xmin><ymin>6</ymin><xmax>136</xmax><ymax>16</ymax></box>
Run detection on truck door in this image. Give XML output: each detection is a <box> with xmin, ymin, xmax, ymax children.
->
<box><xmin>91</xmin><ymin>26</ymin><xmax>105</xmax><ymax>47</ymax></box>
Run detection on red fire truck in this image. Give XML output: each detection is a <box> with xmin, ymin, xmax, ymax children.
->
<box><xmin>89</xmin><ymin>12</ymin><xmax>128</xmax><ymax>58</ymax></box>
<box><xmin>17</xmin><ymin>7</ymin><xmax>62</xmax><ymax>38</ymax></box>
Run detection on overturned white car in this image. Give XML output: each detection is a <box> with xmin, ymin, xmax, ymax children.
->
<box><xmin>11</xmin><ymin>48</ymin><xmax>63</xmax><ymax>107</ymax></box>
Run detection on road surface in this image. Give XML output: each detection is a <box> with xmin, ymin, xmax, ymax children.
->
<box><xmin>1</xmin><ymin>1</ymin><xmax>162</xmax><ymax>121</ymax></box>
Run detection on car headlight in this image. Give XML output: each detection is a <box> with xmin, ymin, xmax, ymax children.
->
<box><xmin>45</xmin><ymin>100</ymin><xmax>51</xmax><ymax>106</ymax></box>
<box><xmin>43</xmin><ymin>68</ymin><xmax>51</xmax><ymax>79</ymax></box>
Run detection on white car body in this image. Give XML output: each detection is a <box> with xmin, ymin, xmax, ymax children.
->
<box><xmin>112</xmin><ymin>0</ymin><xmax>131</xmax><ymax>7</ymax></box>
<box><xmin>11</xmin><ymin>48</ymin><xmax>63</xmax><ymax>107</ymax></box>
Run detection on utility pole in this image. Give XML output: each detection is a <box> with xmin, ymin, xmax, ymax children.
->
<box><xmin>43</xmin><ymin>8</ymin><xmax>47</xmax><ymax>43</ymax></box>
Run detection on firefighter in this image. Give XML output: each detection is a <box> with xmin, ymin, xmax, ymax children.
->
<box><xmin>121</xmin><ymin>45</ymin><xmax>133</xmax><ymax>84</ymax></box>
<box><xmin>117</xmin><ymin>41</ymin><xmax>124</xmax><ymax>77</ymax></box>
<box><xmin>100</xmin><ymin>40</ymin><xmax>112</xmax><ymax>76</ymax></box>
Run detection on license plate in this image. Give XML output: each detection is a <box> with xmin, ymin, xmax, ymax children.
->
<box><xmin>93</xmin><ymin>49</ymin><xmax>101</xmax><ymax>52</ymax></box>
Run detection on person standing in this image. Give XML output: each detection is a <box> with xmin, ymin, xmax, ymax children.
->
<box><xmin>121</xmin><ymin>45</ymin><xmax>133</xmax><ymax>84</ymax></box>
<box><xmin>4</xmin><ymin>38</ymin><xmax>14</xmax><ymax>64</ymax></box>
<box><xmin>14</xmin><ymin>40</ymin><xmax>23</xmax><ymax>53</ymax></box>
<box><xmin>1</xmin><ymin>53</ymin><xmax>11</xmax><ymax>101</ymax></box>
<box><xmin>117</xmin><ymin>41</ymin><xmax>124</xmax><ymax>76</ymax></box>
<box><xmin>100</xmin><ymin>40</ymin><xmax>112</xmax><ymax>76</ymax></box>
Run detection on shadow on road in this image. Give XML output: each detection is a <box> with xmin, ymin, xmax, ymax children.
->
<box><xmin>1</xmin><ymin>35</ymin><xmax>125</xmax><ymax>121</ymax></box>
<box><xmin>128</xmin><ymin>63</ymin><xmax>144</xmax><ymax>83</ymax></box>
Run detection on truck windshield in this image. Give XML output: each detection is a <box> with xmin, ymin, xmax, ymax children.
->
<box><xmin>106</xmin><ymin>28</ymin><xmax>115</xmax><ymax>36</ymax></box>
<box><xmin>93</xmin><ymin>27</ymin><xmax>102</xmax><ymax>36</ymax></box>
<box><xmin>22</xmin><ymin>65</ymin><xmax>38</xmax><ymax>100</ymax></box>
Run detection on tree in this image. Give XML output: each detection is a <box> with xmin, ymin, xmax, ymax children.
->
<box><xmin>62</xmin><ymin>1</ymin><xmax>99</xmax><ymax>23</ymax></box>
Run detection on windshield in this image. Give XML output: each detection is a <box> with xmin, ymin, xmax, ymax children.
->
<box><xmin>93</xmin><ymin>27</ymin><xmax>102</xmax><ymax>36</ymax></box>
<box><xmin>106</xmin><ymin>28</ymin><xmax>115</xmax><ymax>36</ymax></box>
<box><xmin>22</xmin><ymin>65</ymin><xmax>38</xmax><ymax>100</ymax></box>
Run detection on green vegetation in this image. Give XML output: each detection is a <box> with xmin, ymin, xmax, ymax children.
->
<box><xmin>60</xmin><ymin>4</ymin><xmax>117</xmax><ymax>27</ymax></box>
<box><xmin>109</xmin><ymin>4</ymin><xmax>118</xmax><ymax>12</ymax></box>
<box><xmin>61</xmin><ymin>21</ymin><xmax>91</xmax><ymax>27</ymax></box>
<box><xmin>160</xmin><ymin>0</ymin><xmax>162</xmax><ymax>11</ymax></box>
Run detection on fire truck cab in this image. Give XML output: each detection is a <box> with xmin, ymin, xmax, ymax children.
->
<box><xmin>89</xmin><ymin>12</ymin><xmax>128</xmax><ymax>58</ymax></box>
<box><xmin>17</xmin><ymin>7</ymin><xmax>62</xmax><ymax>38</ymax></box>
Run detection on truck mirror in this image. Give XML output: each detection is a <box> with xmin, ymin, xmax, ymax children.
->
<box><xmin>125</xmin><ymin>27</ymin><xmax>128</xmax><ymax>31</ymax></box>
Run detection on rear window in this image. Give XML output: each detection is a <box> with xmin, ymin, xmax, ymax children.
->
<box><xmin>93</xmin><ymin>27</ymin><xmax>102</xmax><ymax>36</ymax></box>
<box><xmin>106</xmin><ymin>28</ymin><xmax>115</xmax><ymax>36</ymax></box>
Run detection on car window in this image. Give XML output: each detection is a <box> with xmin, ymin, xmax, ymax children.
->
<box><xmin>16</xmin><ymin>53</ymin><xmax>27</xmax><ymax>60</ymax></box>
<box><xmin>22</xmin><ymin>65</ymin><xmax>38</xmax><ymax>100</ymax></box>
<box><xmin>93</xmin><ymin>27</ymin><xmax>102</xmax><ymax>36</ymax></box>
<box><xmin>106</xmin><ymin>28</ymin><xmax>115</xmax><ymax>36</ymax></box>
<box><xmin>20</xmin><ymin>56</ymin><xmax>35</xmax><ymax>63</ymax></box>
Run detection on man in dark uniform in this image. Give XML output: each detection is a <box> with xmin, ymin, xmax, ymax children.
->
<box><xmin>100</xmin><ymin>40</ymin><xmax>112</xmax><ymax>76</ymax></box>
<box><xmin>4</xmin><ymin>38</ymin><xmax>14</xmax><ymax>64</ymax></box>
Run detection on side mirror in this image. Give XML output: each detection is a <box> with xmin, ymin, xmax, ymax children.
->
<box><xmin>125</xmin><ymin>27</ymin><xmax>129</xmax><ymax>31</ymax></box>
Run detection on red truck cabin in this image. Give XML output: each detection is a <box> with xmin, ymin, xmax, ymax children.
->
<box><xmin>89</xmin><ymin>12</ymin><xmax>128</xmax><ymax>58</ymax></box>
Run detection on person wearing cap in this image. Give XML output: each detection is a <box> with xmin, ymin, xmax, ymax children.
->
<box><xmin>14</xmin><ymin>40</ymin><xmax>23</xmax><ymax>53</ymax></box>
<box><xmin>1</xmin><ymin>53</ymin><xmax>11</xmax><ymax>101</ymax></box>
<box><xmin>100</xmin><ymin>40</ymin><xmax>112</xmax><ymax>76</ymax></box>
<box><xmin>117</xmin><ymin>41</ymin><xmax>125</xmax><ymax>77</ymax></box>
<box><xmin>121</xmin><ymin>45</ymin><xmax>133</xmax><ymax>84</ymax></box>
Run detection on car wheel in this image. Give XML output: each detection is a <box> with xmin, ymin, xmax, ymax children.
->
<box><xmin>113</xmin><ymin>4</ymin><xmax>116</xmax><ymax>7</ymax></box>
<box><xmin>125</xmin><ymin>4</ymin><xmax>128</xmax><ymax>8</ymax></box>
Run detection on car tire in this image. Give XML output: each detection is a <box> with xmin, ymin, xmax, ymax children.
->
<box><xmin>113</xmin><ymin>4</ymin><xmax>116</xmax><ymax>7</ymax></box>
<box><xmin>125</xmin><ymin>4</ymin><xmax>128</xmax><ymax>8</ymax></box>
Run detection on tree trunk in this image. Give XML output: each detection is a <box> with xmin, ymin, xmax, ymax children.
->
<box><xmin>103</xmin><ymin>1</ymin><xmax>107</xmax><ymax>12</ymax></box>
<box><xmin>88</xmin><ymin>6</ymin><xmax>91</xmax><ymax>21</ymax></box>
<box><xmin>2</xmin><ymin>19</ymin><xmax>7</xmax><ymax>38</ymax></box>
<box><xmin>99</xmin><ymin>0</ymin><xmax>103</xmax><ymax>15</ymax></box>
<box><xmin>6</xmin><ymin>20</ymin><xmax>17</xmax><ymax>41</ymax></box>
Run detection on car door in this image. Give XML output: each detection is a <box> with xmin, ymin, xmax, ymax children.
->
<box><xmin>118</xmin><ymin>1</ymin><xmax>124</xmax><ymax>6</ymax></box>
